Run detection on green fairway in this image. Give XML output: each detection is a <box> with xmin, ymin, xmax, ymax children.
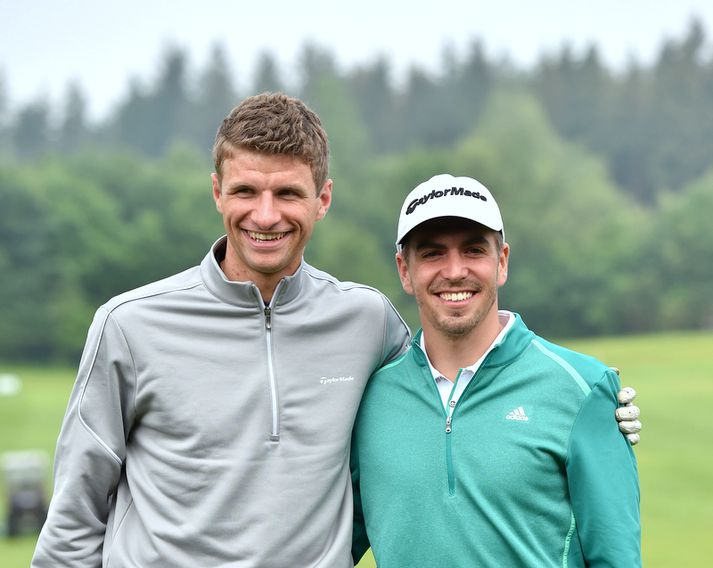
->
<box><xmin>1</xmin><ymin>330</ymin><xmax>711</xmax><ymax>567</ymax></box>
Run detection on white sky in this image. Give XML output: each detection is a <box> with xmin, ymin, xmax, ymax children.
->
<box><xmin>2</xmin><ymin>0</ymin><xmax>712</xmax><ymax>121</ymax></box>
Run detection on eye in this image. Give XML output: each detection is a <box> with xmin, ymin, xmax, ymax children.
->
<box><xmin>230</xmin><ymin>185</ymin><xmax>255</xmax><ymax>197</ymax></box>
<box><xmin>465</xmin><ymin>245</ymin><xmax>488</xmax><ymax>256</ymax></box>
<box><xmin>277</xmin><ymin>188</ymin><xmax>304</xmax><ymax>199</ymax></box>
<box><xmin>420</xmin><ymin>249</ymin><xmax>442</xmax><ymax>259</ymax></box>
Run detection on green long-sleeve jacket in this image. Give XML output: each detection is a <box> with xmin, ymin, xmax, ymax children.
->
<box><xmin>352</xmin><ymin>313</ymin><xmax>640</xmax><ymax>567</ymax></box>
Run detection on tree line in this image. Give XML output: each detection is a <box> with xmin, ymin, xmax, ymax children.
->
<box><xmin>1</xmin><ymin>19</ymin><xmax>712</xmax><ymax>361</ymax></box>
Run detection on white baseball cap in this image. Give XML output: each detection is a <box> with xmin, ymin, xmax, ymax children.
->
<box><xmin>396</xmin><ymin>174</ymin><xmax>504</xmax><ymax>248</ymax></box>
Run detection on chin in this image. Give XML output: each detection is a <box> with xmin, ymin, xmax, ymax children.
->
<box><xmin>437</xmin><ymin>322</ymin><xmax>474</xmax><ymax>337</ymax></box>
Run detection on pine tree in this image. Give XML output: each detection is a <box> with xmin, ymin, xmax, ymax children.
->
<box><xmin>57</xmin><ymin>81</ymin><xmax>90</xmax><ymax>154</ymax></box>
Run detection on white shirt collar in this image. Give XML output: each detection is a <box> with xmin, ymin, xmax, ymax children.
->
<box><xmin>420</xmin><ymin>310</ymin><xmax>515</xmax><ymax>382</ymax></box>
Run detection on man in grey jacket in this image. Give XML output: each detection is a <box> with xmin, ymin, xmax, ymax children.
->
<box><xmin>32</xmin><ymin>93</ymin><xmax>640</xmax><ymax>567</ymax></box>
<box><xmin>32</xmin><ymin>93</ymin><xmax>411</xmax><ymax>567</ymax></box>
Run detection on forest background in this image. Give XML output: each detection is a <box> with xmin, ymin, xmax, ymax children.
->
<box><xmin>1</xmin><ymin>18</ymin><xmax>712</xmax><ymax>362</ymax></box>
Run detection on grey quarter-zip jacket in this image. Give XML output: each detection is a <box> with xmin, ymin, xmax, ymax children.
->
<box><xmin>32</xmin><ymin>236</ymin><xmax>410</xmax><ymax>568</ymax></box>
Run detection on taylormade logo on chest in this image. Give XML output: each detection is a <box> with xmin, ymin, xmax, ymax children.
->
<box><xmin>320</xmin><ymin>376</ymin><xmax>355</xmax><ymax>385</ymax></box>
<box><xmin>406</xmin><ymin>186</ymin><xmax>488</xmax><ymax>215</ymax></box>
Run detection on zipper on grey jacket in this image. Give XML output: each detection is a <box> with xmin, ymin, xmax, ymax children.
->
<box><xmin>264</xmin><ymin>306</ymin><xmax>272</xmax><ymax>330</ymax></box>
<box><xmin>253</xmin><ymin>282</ymin><xmax>283</xmax><ymax>443</ymax></box>
<box><xmin>263</xmin><ymin>304</ymin><xmax>280</xmax><ymax>441</ymax></box>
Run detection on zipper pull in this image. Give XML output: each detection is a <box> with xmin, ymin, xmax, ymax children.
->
<box><xmin>264</xmin><ymin>306</ymin><xmax>272</xmax><ymax>330</ymax></box>
<box><xmin>445</xmin><ymin>415</ymin><xmax>452</xmax><ymax>433</ymax></box>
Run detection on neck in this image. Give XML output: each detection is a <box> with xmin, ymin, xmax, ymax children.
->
<box><xmin>219</xmin><ymin>257</ymin><xmax>281</xmax><ymax>305</ymax></box>
<box><xmin>422</xmin><ymin>312</ymin><xmax>504</xmax><ymax>381</ymax></box>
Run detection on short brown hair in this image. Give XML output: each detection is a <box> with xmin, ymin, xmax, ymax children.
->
<box><xmin>212</xmin><ymin>92</ymin><xmax>330</xmax><ymax>193</ymax></box>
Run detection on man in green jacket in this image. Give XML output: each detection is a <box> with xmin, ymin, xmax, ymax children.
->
<box><xmin>351</xmin><ymin>173</ymin><xmax>641</xmax><ymax>567</ymax></box>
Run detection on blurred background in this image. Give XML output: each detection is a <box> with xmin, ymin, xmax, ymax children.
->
<box><xmin>1</xmin><ymin>1</ymin><xmax>711</xmax><ymax>565</ymax></box>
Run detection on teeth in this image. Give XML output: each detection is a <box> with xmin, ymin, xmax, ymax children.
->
<box><xmin>440</xmin><ymin>292</ymin><xmax>473</xmax><ymax>302</ymax></box>
<box><xmin>248</xmin><ymin>231</ymin><xmax>286</xmax><ymax>241</ymax></box>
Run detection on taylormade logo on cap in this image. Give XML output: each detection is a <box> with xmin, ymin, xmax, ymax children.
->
<box><xmin>396</xmin><ymin>173</ymin><xmax>504</xmax><ymax>247</ymax></box>
<box><xmin>405</xmin><ymin>185</ymin><xmax>487</xmax><ymax>215</ymax></box>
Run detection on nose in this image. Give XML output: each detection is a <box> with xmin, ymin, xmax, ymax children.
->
<box><xmin>441</xmin><ymin>251</ymin><xmax>468</xmax><ymax>280</ymax></box>
<box><xmin>252</xmin><ymin>192</ymin><xmax>281</xmax><ymax>228</ymax></box>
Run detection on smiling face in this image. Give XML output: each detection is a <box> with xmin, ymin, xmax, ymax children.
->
<box><xmin>212</xmin><ymin>149</ymin><xmax>332</xmax><ymax>301</ymax></box>
<box><xmin>397</xmin><ymin>217</ymin><xmax>509</xmax><ymax>341</ymax></box>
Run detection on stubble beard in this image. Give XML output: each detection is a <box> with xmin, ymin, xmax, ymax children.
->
<box><xmin>428</xmin><ymin>280</ymin><xmax>497</xmax><ymax>339</ymax></box>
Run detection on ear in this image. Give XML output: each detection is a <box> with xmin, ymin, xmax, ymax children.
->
<box><xmin>497</xmin><ymin>242</ymin><xmax>510</xmax><ymax>287</ymax></box>
<box><xmin>211</xmin><ymin>173</ymin><xmax>223</xmax><ymax>213</ymax></box>
<box><xmin>316</xmin><ymin>179</ymin><xmax>333</xmax><ymax>220</ymax></box>
<box><xmin>396</xmin><ymin>251</ymin><xmax>415</xmax><ymax>296</ymax></box>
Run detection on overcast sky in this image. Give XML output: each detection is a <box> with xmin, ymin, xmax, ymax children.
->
<box><xmin>2</xmin><ymin>0</ymin><xmax>712</xmax><ymax>120</ymax></box>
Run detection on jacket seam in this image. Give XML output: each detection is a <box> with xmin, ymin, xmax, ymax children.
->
<box><xmin>77</xmin><ymin>308</ymin><xmax>123</xmax><ymax>465</ymax></box>
<box><xmin>104</xmin><ymin>281</ymin><xmax>203</xmax><ymax>313</ymax></box>
<box><xmin>530</xmin><ymin>339</ymin><xmax>591</xmax><ymax>395</ymax></box>
<box><xmin>372</xmin><ymin>351</ymin><xmax>409</xmax><ymax>377</ymax></box>
<box><xmin>302</xmin><ymin>266</ymin><xmax>375</xmax><ymax>292</ymax></box>
<box><xmin>562</xmin><ymin>511</ymin><xmax>576</xmax><ymax>568</ymax></box>
<box><xmin>110</xmin><ymin>311</ymin><xmax>139</xmax><ymax>442</ymax></box>
<box><xmin>105</xmin><ymin>497</ymin><xmax>135</xmax><ymax>566</ymax></box>
<box><xmin>379</xmin><ymin>295</ymin><xmax>389</xmax><ymax>363</ymax></box>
